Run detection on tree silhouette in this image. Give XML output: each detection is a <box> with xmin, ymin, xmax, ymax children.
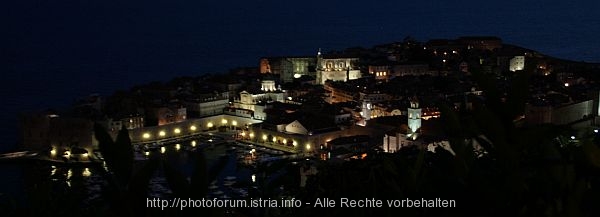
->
<box><xmin>93</xmin><ymin>124</ymin><xmax>211</xmax><ymax>216</ymax></box>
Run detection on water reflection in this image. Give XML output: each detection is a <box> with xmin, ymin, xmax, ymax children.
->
<box><xmin>3</xmin><ymin>139</ymin><xmax>286</xmax><ymax>214</ymax></box>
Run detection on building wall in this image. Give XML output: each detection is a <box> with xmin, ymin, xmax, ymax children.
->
<box><xmin>19</xmin><ymin>114</ymin><xmax>95</xmax><ymax>153</ymax></box>
<box><xmin>282</xmin><ymin>57</ymin><xmax>316</xmax><ymax>83</ymax></box>
<box><xmin>509</xmin><ymin>56</ymin><xmax>525</xmax><ymax>72</ymax></box>
<box><xmin>19</xmin><ymin>113</ymin><xmax>52</xmax><ymax>152</ymax></box>
<box><xmin>369</xmin><ymin>65</ymin><xmax>391</xmax><ymax>80</ymax></box>
<box><xmin>121</xmin><ymin>115</ymin><xmax>144</xmax><ymax>129</ymax></box>
<box><xmin>525</xmin><ymin>100</ymin><xmax>595</xmax><ymax>125</ymax></box>
<box><xmin>383</xmin><ymin>133</ymin><xmax>413</xmax><ymax>153</ymax></box>
<box><xmin>246</xmin><ymin>125</ymin><xmax>378</xmax><ymax>153</ymax></box>
<box><xmin>130</xmin><ymin>115</ymin><xmax>262</xmax><ymax>143</ymax></box>
<box><xmin>285</xmin><ymin>120</ymin><xmax>309</xmax><ymax>135</ymax></box>
<box><xmin>317</xmin><ymin>69</ymin><xmax>361</xmax><ymax>84</ymax></box>
<box><xmin>392</xmin><ymin>64</ymin><xmax>431</xmax><ymax>77</ymax></box>
<box><xmin>260</xmin><ymin>57</ymin><xmax>317</xmax><ymax>83</ymax></box>
<box><xmin>48</xmin><ymin>117</ymin><xmax>94</xmax><ymax>150</ymax></box>
<box><xmin>234</xmin><ymin>91</ymin><xmax>285</xmax><ymax>120</ymax></box>
<box><xmin>186</xmin><ymin>99</ymin><xmax>229</xmax><ymax>117</ymax></box>
<box><xmin>316</xmin><ymin>57</ymin><xmax>361</xmax><ymax>84</ymax></box>
<box><xmin>359</xmin><ymin>92</ymin><xmax>393</xmax><ymax>103</ymax></box>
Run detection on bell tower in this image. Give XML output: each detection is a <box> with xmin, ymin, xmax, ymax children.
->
<box><xmin>407</xmin><ymin>97</ymin><xmax>422</xmax><ymax>140</ymax></box>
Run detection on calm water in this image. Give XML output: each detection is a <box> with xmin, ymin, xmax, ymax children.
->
<box><xmin>2</xmin><ymin>0</ymin><xmax>600</xmax><ymax>151</ymax></box>
<box><xmin>0</xmin><ymin>140</ymin><xmax>259</xmax><ymax>213</ymax></box>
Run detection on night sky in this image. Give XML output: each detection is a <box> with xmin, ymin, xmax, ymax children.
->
<box><xmin>1</xmin><ymin>0</ymin><xmax>599</xmax><ymax>149</ymax></box>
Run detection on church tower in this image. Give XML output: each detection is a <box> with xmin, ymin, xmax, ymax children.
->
<box><xmin>316</xmin><ymin>48</ymin><xmax>323</xmax><ymax>84</ymax></box>
<box><xmin>407</xmin><ymin>97</ymin><xmax>422</xmax><ymax>140</ymax></box>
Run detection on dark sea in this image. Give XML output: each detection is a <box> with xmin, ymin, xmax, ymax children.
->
<box><xmin>2</xmin><ymin>0</ymin><xmax>600</xmax><ymax>152</ymax></box>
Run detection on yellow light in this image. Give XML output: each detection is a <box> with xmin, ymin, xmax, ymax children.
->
<box><xmin>190</xmin><ymin>125</ymin><xmax>197</xmax><ymax>131</ymax></box>
<box><xmin>159</xmin><ymin>131</ymin><xmax>166</xmax><ymax>137</ymax></box>
<box><xmin>82</xmin><ymin>153</ymin><xmax>89</xmax><ymax>158</ymax></box>
<box><xmin>222</xmin><ymin>119</ymin><xmax>228</xmax><ymax>124</ymax></box>
<box><xmin>160</xmin><ymin>147</ymin><xmax>166</xmax><ymax>154</ymax></box>
<box><xmin>262</xmin><ymin>135</ymin><xmax>267</xmax><ymax>141</ymax></box>
<box><xmin>50</xmin><ymin>148</ymin><xmax>57</xmax><ymax>156</ymax></box>
<box><xmin>144</xmin><ymin>151</ymin><xmax>150</xmax><ymax>156</ymax></box>
<box><xmin>250</xmin><ymin>133</ymin><xmax>255</xmax><ymax>138</ymax></box>
<box><xmin>191</xmin><ymin>140</ymin><xmax>196</xmax><ymax>147</ymax></box>
<box><xmin>283</xmin><ymin>139</ymin><xmax>287</xmax><ymax>144</ymax></box>
<box><xmin>306</xmin><ymin>144</ymin><xmax>311</xmax><ymax>150</ymax></box>
<box><xmin>174</xmin><ymin>128</ymin><xmax>181</xmax><ymax>134</ymax></box>
<box><xmin>241</xmin><ymin>132</ymin><xmax>246</xmax><ymax>136</ymax></box>
<box><xmin>175</xmin><ymin>144</ymin><xmax>181</xmax><ymax>150</ymax></box>
<box><xmin>143</xmin><ymin>133</ymin><xmax>151</xmax><ymax>139</ymax></box>
<box><xmin>272</xmin><ymin>137</ymin><xmax>277</xmax><ymax>142</ymax></box>
<box><xmin>207</xmin><ymin>122</ymin><xmax>213</xmax><ymax>128</ymax></box>
<box><xmin>293</xmin><ymin>141</ymin><xmax>298</xmax><ymax>146</ymax></box>
<box><xmin>82</xmin><ymin>168</ymin><xmax>91</xmax><ymax>177</ymax></box>
<box><xmin>67</xmin><ymin>169</ymin><xmax>72</xmax><ymax>180</ymax></box>
<box><xmin>232</xmin><ymin>120</ymin><xmax>237</xmax><ymax>126</ymax></box>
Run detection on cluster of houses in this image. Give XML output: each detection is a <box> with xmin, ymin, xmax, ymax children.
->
<box><xmin>18</xmin><ymin>36</ymin><xmax>600</xmax><ymax>160</ymax></box>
